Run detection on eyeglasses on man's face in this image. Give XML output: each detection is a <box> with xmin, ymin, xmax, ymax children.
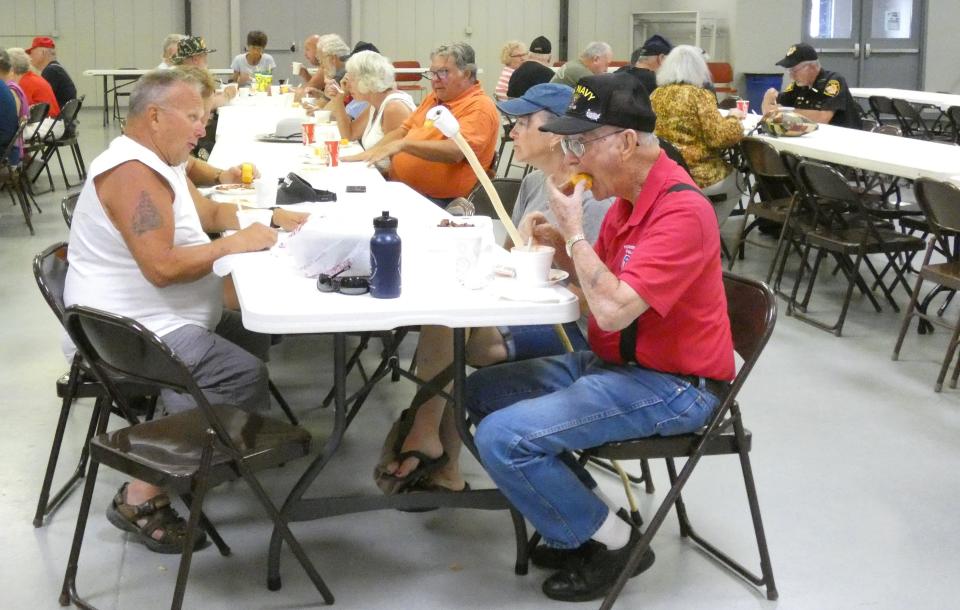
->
<box><xmin>422</xmin><ymin>68</ymin><xmax>453</xmax><ymax>81</ymax></box>
<box><xmin>560</xmin><ymin>129</ymin><xmax>626</xmax><ymax>158</ymax></box>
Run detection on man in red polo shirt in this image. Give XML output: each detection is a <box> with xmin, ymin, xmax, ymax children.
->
<box><xmin>465</xmin><ymin>72</ymin><xmax>733</xmax><ymax>602</ymax></box>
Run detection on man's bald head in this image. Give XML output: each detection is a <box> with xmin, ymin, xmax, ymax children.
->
<box><xmin>304</xmin><ymin>34</ymin><xmax>321</xmax><ymax>66</ymax></box>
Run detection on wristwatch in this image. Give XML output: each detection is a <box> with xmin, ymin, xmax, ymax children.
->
<box><xmin>269</xmin><ymin>206</ymin><xmax>280</xmax><ymax>229</ymax></box>
<box><xmin>565</xmin><ymin>233</ymin><xmax>587</xmax><ymax>256</ymax></box>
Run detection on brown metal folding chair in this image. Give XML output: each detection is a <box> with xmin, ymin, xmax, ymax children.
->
<box><xmin>585</xmin><ymin>272</ymin><xmax>779</xmax><ymax>608</ymax></box>
<box><xmin>59</xmin><ymin>304</ymin><xmax>333</xmax><ymax>609</ymax></box>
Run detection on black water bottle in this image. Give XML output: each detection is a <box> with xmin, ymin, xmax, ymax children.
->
<box><xmin>369</xmin><ymin>211</ymin><xmax>401</xmax><ymax>298</ymax></box>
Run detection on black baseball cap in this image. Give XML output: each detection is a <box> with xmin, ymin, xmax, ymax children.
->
<box><xmin>633</xmin><ymin>34</ymin><xmax>672</xmax><ymax>61</ymax></box>
<box><xmin>529</xmin><ymin>35</ymin><xmax>552</xmax><ymax>55</ymax></box>
<box><xmin>350</xmin><ymin>41</ymin><xmax>379</xmax><ymax>56</ymax></box>
<box><xmin>506</xmin><ymin>61</ymin><xmax>555</xmax><ymax>98</ymax></box>
<box><xmin>776</xmin><ymin>43</ymin><xmax>818</xmax><ymax>68</ymax></box>
<box><xmin>539</xmin><ymin>72</ymin><xmax>656</xmax><ymax>136</ymax></box>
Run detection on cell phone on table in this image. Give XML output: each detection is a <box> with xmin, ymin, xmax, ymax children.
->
<box><xmin>346</xmin><ymin>185</ymin><xmax>366</xmax><ymax>193</ymax></box>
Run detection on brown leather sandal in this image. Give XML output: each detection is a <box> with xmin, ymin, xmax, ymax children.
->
<box><xmin>105</xmin><ymin>483</ymin><xmax>207</xmax><ymax>554</ymax></box>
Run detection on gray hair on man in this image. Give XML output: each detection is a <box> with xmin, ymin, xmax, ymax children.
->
<box><xmin>656</xmin><ymin>44</ymin><xmax>713</xmax><ymax>88</ymax></box>
<box><xmin>431</xmin><ymin>42</ymin><xmax>477</xmax><ymax>79</ymax></box>
<box><xmin>161</xmin><ymin>33</ymin><xmax>187</xmax><ymax>60</ymax></box>
<box><xmin>128</xmin><ymin>69</ymin><xmax>205</xmax><ymax>118</ymax></box>
<box><xmin>0</xmin><ymin>49</ymin><xmax>11</xmax><ymax>73</ymax></box>
<box><xmin>6</xmin><ymin>48</ymin><xmax>32</xmax><ymax>75</ymax></box>
<box><xmin>581</xmin><ymin>41</ymin><xmax>612</xmax><ymax>60</ymax></box>
<box><xmin>345</xmin><ymin>50</ymin><xmax>395</xmax><ymax>94</ymax></box>
<box><xmin>635</xmin><ymin>131</ymin><xmax>660</xmax><ymax>148</ymax></box>
<box><xmin>319</xmin><ymin>34</ymin><xmax>351</xmax><ymax>61</ymax></box>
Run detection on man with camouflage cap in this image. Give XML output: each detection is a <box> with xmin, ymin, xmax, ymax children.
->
<box><xmin>761</xmin><ymin>42</ymin><xmax>861</xmax><ymax>129</ymax></box>
<box><xmin>171</xmin><ymin>36</ymin><xmax>215</xmax><ymax>68</ymax></box>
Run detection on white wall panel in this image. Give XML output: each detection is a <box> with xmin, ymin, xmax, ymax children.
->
<box><xmin>352</xmin><ymin>0</ymin><xmax>559</xmax><ymax>95</ymax></box>
<box><xmin>3</xmin><ymin>0</ymin><xmax>957</xmax><ymax>108</ymax></box>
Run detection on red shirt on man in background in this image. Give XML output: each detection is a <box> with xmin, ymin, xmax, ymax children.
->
<box><xmin>19</xmin><ymin>70</ymin><xmax>60</xmax><ymax>117</ymax></box>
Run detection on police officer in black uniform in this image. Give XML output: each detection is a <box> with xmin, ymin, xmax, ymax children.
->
<box><xmin>761</xmin><ymin>42</ymin><xmax>862</xmax><ymax>130</ymax></box>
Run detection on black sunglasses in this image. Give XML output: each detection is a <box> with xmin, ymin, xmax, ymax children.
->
<box><xmin>316</xmin><ymin>273</ymin><xmax>370</xmax><ymax>295</ymax></box>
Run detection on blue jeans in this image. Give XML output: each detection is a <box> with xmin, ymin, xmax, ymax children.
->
<box><xmin>465</xmin><ymin>351</ymin><xmax>719</xmax><ymax>549</ymax></box>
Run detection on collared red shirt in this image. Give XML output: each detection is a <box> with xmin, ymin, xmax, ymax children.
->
<box><xmin>390</xmin><ymin>82</ymin><xmax>498</xmax><ymax>199</ymax></box>
<box><xmin>588</xmin><ymin>151</ymin><xmax>735</xmax><ymax>381</ymax></box>
<box><xmin>19</xmin><ymin>71</ymin><xmax>60</xmax><ymax>117</ymax></box>
<box><xmin>777</xmin><ymin>68</ymin><xmax>862</xmax><ymax>129</ymax></box>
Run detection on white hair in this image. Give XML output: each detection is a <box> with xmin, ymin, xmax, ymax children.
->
<box><xmin>581</xmin><ymin>41</ymin><xmax>612</xmax><ymax>60</ymax></box>
<box><xmin>162</xmin><ymin>34</ymin><xmax>187</xmax><ymax>60</ymax></box>
<box><xmin>636</xmin><ymin>131</ymin><xmax>659</xmax><ymax>148</ymax></box>
<box><xmin>6</xmin><ymin>47</ymin><xmax>32</xmax><ymax>75</ymax></box>
<box><xmin>656</xmin><ymin>44</ymin><xmax>712</xmax><ymax>88</ymax></box>
<box><xmin>345</xmin><ymin>50</ymin><xmax>395</xmax><ymax>94</ymax></box>
<box><xmin>319</xmin><ymin>34</ymin><xmax>351</xmax><ymax>60</ymax></box>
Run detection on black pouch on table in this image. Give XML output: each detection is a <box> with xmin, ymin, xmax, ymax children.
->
<box><xmin>275</xmin><ymin>172</ymin><xmax>337</xmax><ymax>205</ymax></box>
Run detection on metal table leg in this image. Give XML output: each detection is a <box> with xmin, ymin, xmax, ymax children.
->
<box><xmin>265</xmin><ymin>328</ymin><xmax>529</xmax><ymax>595</ymax></box>
<box><xmin>101</xmin><ymin>76</ymin><xmax>109</xmax><ymax>127</ymax></box>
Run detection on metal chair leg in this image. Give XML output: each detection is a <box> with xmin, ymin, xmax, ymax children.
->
<box><xmin>509</xmin><ymin>507</ymin><xmax>530</xmax><ymax>575</ymax></box>
<box><xmin>58</xmin><ymin>458</ymin><xmax>101</xmax><ymax>607</ymax></box>
<box><xmin>171</xmin><ymin>431</ymin><xmax>216</xmax><ymax>610</ymax></box>
<box><xmin>268</xmin><ymin>379</ymin><xmax>299</xmax><ymax>426</ymax></box>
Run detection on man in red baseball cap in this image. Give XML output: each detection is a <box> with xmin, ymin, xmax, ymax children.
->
<box><xmin>26</xmin><ymin>35</ymin><xmax>77</xmax><ymax>110</ymax></box>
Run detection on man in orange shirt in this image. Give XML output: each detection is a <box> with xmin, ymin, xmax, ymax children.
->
<box><xmin>345</xmin><ymin>42</ymin><xmax>498</xmax><ymax>206</ymax></box>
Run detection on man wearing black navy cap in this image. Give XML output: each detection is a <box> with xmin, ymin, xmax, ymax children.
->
<box><xmin>761</xmin><ymin>42</ymin><xmax>861</xmax><ymax>129</ymax></box>
<box><xmin>617</xmin><ymin>34</ymin><xmax>673</xmax><ymax>94</ymax></box>
<box><xmin>465</xmin><ymin>72</ymin><xmax>733</xmax><ymax>602</ymax></box>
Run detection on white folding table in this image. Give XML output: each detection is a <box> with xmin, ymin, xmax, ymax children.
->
<box><xmin>209</xmin><ymin>117</ymin><xmax>579</xmax><ymax>595</ymax></box>
<box><xmin>83</xmin><ymin>68</ymin><xmax>233</xmax><ymax>127</ymax></box>
<box><xmin>850</xmin><ymin>87</ymin><xmax>960</xmax><ymax>112</ymax></box>
<box><xmin>750</xmin><ymin>121</ymin><xmax>960</xmax><ymax>184</ymax></box>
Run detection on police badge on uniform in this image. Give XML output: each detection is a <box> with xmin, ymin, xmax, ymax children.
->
<box><xmin>824</xmin><ymin>79</ymin><xmax>841</xmax><ymax>97</ymax></box>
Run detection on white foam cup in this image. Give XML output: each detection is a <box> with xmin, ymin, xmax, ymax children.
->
<box><xmin>508</xmin><ymin>245</ymin><xmax>555</xmax><ymax>286</ymax></box>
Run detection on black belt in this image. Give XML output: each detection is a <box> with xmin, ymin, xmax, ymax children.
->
<box><xmin>676</xmin><ymin>374</ymin><xmax>729</xmax><ymax>399</ymax></box>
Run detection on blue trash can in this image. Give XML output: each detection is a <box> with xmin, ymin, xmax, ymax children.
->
<box><xmin>743</xmin><ymin>73</ymin><xmax>784</xmax><ymax>113</ymax></box>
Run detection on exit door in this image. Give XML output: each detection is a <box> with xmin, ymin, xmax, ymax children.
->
<box><xmin>802</xmin><ymin>0</ymin><xmax>925</xmax><ymax>88</ymax></box>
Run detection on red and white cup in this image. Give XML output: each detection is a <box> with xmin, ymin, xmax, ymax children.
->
<box><xmin>325</xmin><ymin>140</ymin><xmax>340</xmax><ymax>167</ymax></box>
<box><xmin>736</xmin><ymin>99</ymin><xmax>750</xmax><ymax>114</ymax></box>
<box><xmin>301</xmin><ymin>122</ymin><xmax>315</xmax><ymax>145</ymax></box>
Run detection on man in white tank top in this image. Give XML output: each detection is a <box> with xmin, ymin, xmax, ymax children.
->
<box><xmin>63</xmin><ymin>68</ymin><xmax>307</xmax><ymax>554</ymax></box>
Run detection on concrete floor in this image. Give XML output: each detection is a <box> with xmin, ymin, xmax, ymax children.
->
<box><xmin>1</xmin><ymin>108</ymin><xmax>959</xmax><ymax>609</ymax></box>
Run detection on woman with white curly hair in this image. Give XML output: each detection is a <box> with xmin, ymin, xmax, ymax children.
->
<box><xmin>324</xmin><ymin>50</ymin><xmax>415</xmax><ymax>160</ymax></box>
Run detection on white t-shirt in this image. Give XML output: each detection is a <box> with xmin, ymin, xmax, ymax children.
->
<box><xmin>361</xmin><ymin>90</ymin><xmax>416</xmax><ymax>150</ymax></box>
<box><xmin>64</xmin><ymin>136</ymin><xmax>222</xmax><ymax>341</ymax></box>
<box><xmin>231</xmin><ymin>53</ymin><xmax>276</xmax><ymax>76</ymax></box>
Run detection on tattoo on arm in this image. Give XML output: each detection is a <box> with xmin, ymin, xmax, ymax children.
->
<box><xmin>131</xmin><ymin>191</ymin><xmax>163</xmax><ymax>236</ymax></box>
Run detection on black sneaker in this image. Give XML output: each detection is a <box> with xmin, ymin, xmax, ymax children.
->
<box><xmin>541</xmin><ymin>527</ymin><xmax>655</xmax><ymax>602</ymax></box>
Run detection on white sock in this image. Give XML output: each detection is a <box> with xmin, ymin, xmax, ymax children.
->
<box><xmin>594</xmin><ymin>488</ymin><xmax>622</xmax><ymax>514</ymax></box>
<box><xmin>591</xmin><ymin>509</ymin><xmax>631</xmax><ymax>550</ymax></box>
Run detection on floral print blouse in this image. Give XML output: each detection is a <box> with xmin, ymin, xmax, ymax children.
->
<box><xmin>651</xmin><ymin>83</ymin><xmax>743</xmax><ymax>188</ymax></box>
